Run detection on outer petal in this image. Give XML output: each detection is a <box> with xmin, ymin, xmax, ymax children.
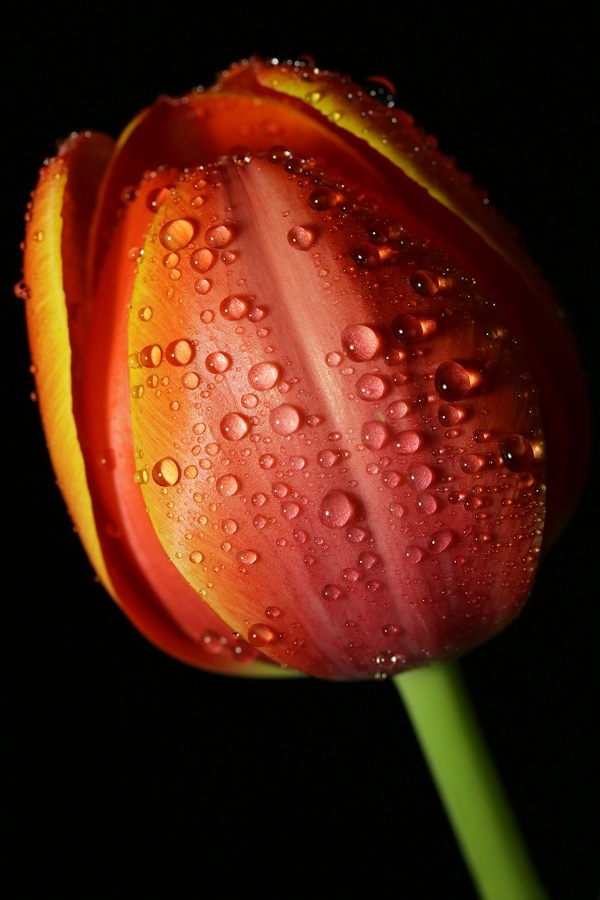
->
<box><xmin>124</xmin><ymin>152</ymin><xmax>546</xmax><ymax>680</ymax></box>
<box><xmin>24</xmin><ymin>135</ymin><xmax>295</xmax><ymax>677</ymax></box>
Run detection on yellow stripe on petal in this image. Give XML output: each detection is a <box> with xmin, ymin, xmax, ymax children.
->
<box><xmin>24</xmin><ymin>137</ymin><xmax>117</xmax><ymax>603</ymax></box>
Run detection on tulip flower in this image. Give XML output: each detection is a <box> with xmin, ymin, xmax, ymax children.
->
<box><xmin>20</xmin><ymin>56</ymin><xmax>589</xmax><ymax>898</ymax></box>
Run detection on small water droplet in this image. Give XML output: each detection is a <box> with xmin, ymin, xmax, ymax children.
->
<box><xmin>361</xmin><ymin>420</ymin><xmax>390</xmax><ymax>450</ymax></box>
<box><xmin>308</xmin><ymin>186</ymin><xmax>338</xmax><ymax>210</ymax></box>
<box><xmin>325</xmin><ymin>351</ymin><xmax>343</xmax><ymax>367</ymax></box>
<box><xmin>438</xmin><ymin>404</ymin><xmax>464</xmax><ymax>426</ymax></box>
<box><xmin>321</xmin><ymin>583</ymin><xmax>343</xmax><ymax>600</ymax></box>
<box><xmin>435</xmin><ymin>361</ymin><xmax>480</xmax><ymax>401</ymax></box>
<box><xmin>393</xmin><ymin>430</ymin><xmax>421</xmax><ymax>454</ymax></box>
<box><xmin>408</xmin><ymin>464</ymin><xmax>434</xmax><ymax>490</ymax></box>
<box><xmin>189</xmin><ymin>550</ymin><xmax>204</xmax><ymax>564</ymax></box>
<box><xmin>428</xmin><ymin>529</ymin><xmax>453</xmax><ymax>553</ymax></box>
<box><xmin>222</xmin><ymin>518</ymin><xmax>238</xmax><ymax>535</ymax></box>
<box><xmin>140</xmin><ymin>344</ymin><xmax>163</xmax><ymax>367</ymax></box>
<box><xmin>220</xmin><ymin>295</ymin><xmax>248</xmax><ymax>320</ymax></box>
<box><xmin>238</xmin><ymin>549</ymin><xmax>258</xmax><ymax>565</ymax></box>
<box><xmin>190</xmin><ymin>247</ymin><xmax>216</xmax><ymax>272</ymax></box>
<box><xmin>356</xmin><ymin>373</ymin><xmax>387</xmax><ymax>401</ymax></box>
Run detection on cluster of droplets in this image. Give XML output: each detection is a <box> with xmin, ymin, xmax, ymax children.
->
<box><xmin>126</xmin><ymin>146</ymin><xmax>544</xmax><ymax>679</ymax></box>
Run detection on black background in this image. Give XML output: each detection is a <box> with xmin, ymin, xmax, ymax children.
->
<box><xmin>7</xmin><ymin>5</ymin><xmax>598</xmax><ymax>898</ymax></box>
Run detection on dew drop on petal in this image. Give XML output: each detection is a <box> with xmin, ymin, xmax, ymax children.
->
<box><xmin>428</xmin><ymin>529</ymin><xmax>453</xmax><ymax>553</ymax></box>
<box><xmin>434</xmin><ymin>361</ymin><xmax>477</xmax><ymax>401</ymax></box>
<box><xmin>190</xmin><ymin>247</ymin><xmax>216</xmax><ymax>273</ymax></box>
<box><xmin>361</xmin><ymin>421</ymin><xmax>389</xmax><ymax>450</ymax></box>
<box><xmin>499</xmin><ymin>434</ymin><xmax>534</xmax><ymax>472</ymax></box>
<box><xmin>287</xmin><ymin>225</ymin><xmax>316</xmax><ymax>250</ymax></box>
<box><xmin>205</xmin><ymin>351</ymin><xmax>231</xmax><ymax>373</ymax></box>
<box><xmin>270</xmin><ymin>404</ymin><xmax>301</xmax><ymax>436</ymax></box>
<box><xmin>319</xmin><ymin>490</ymin><xmax>356</xmax><ymax>528</ymax></box>
<box><xmin>341</xmin><ymin>325</ymin><xmax>380</xmax><ymax>361</ymax></box>
<box><xmin>393</xmin><ymin>430</ymin><xmax>421</xmax><ymax>454</ymax></box>
<box><xmin>166</xmin><ymin>339</ymin><xmax>194</xmax><ymax>366</ymax></box>
<box><xmin>247</xmin><ymin>623</ymin><xmax>278</xmax><ymax>647</ymax></box>
<box><xmin>321</xmin><ymin>583</ymin><xmax>343</xmax><ymax>600</ymax></box>
<box><xmin>356</xmin><ymin>373</ymin><xmax>387</xmax><ymax>400</ymax></box>
<box><xmin>248</xmin><ymin>362</ymin><xmax>280</xmax><ymax>390</ymax></box>
<box><xmin>216</xmin><ymin>474</ymin><xmax>240</xmax><ymax>496</ymax></box>
<box><xmin>220</xmin><ymin>295</ymin><xmax>248</xmax><ymax>320</ymax></box>
<box><xmin>152</xmin><ymin>457</ymin><xmax>180</xmax><ymax>486</ymax></box>
<box><xmin>140</xmin><ymin>344</ymin><xmax>163</xmax><ymax>367</ymax></box>
<box><xmin>206</xmin><ymin>224</ymin><xmax>234</xmax><ymax>248</ymax></box>
<box><xmin>220</xmin><ymin>412</ymin><xmax>249</xmax><ymax>441</ymax></box>
<box><xmin>159</xmin><ymin>218</ymin><xmax>195</xmax><ymax>251</ymax></box>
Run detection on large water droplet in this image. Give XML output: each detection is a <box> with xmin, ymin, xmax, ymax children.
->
<box><xmin>220</xmin><ymin>295</ymin><xmax>248</xmax><ymax>320</ymax></box>
<box><xmin>356</xmin><ymin>373</ymin><xmax>387</xmax><ymax>401</ymax></box>
<box><xmin>166</xmin><ymin>339</ymin><xmax>194</xmax><ymax>366</ymax></box>
<box><xmin>361</xmin><ymin>421</ymin><xmax>389</xmax><ymax>450</ymax></box>
<box><xmin>248</xmin><ymin>362</ymin><xmax>281</xmax><ymax>390</ymax></box>
<box><xmin>321</xmin><ymin>583</ymin><xmax>343</xmax><ymax>600</ymax></box>
<box><xmin>205</xmin><ymin>351</ymin><xmax>231</xmax><ymax>373</ymax></box>
<box><xmin>247</xmin><ymin>623</ymin><xmax>278</xmax><ymax>647</ymax></box>
<box><xmin>435</xmin><ymin>361</ymin><xmax>479</xmax><ymax>401</ymax></box>
<box><xmin>190</xmin><ymin>247</ymin><xmax>216</xmax><ymax>273</ymax></box>
<box><xmin>159</xmin><ymin>218</ymin><xmax>195</xmax><ymax>251</ymax></box>
<box><xmin>140</xmin><ymin>344</ymin><xmax>163</xmax><ymax>367</ymax></box>
<box><xmin>220</xmin><ymin>412</ymin><xmax>249</xmax><ymax>441</ymax></box>
<box><xmin>499</xmin><ymin>434</ymin><xmax>534</xmax><ymax>472</ymax></box>
<box><xmin>319</xmin><ymin>490</ymin><xmax>356</xmax><ymax>528</ymax></box>
<box><xmin>206</xmin><ymin>224</ymin><xmax>234</xmax><ymax>248</ymax></box>
<box><xmin>270</xmin><ymin>404</ymin><xmax>301</xmax><ymax>436</ymax></box>
<box><xmin>216</xmin><ymin>474</ymin><xmax>240</xmax><ymax>496</ymax></box>
<box><xmin>152</xmin><ymin>457</ymin><xmax>180</xmax><ymax>486</ymax></box>
<box><xmin>287</xmin><ymin>225</ymin><xmax>316</xmax><ymax>250</ymax></box>
<box><xmin>341</xmin><ymin>325</ymin><xmax>380</xmax><ymax>361</ymax></box>
<box><xmin>428</xmin><ymin>529</ymin><xmax>453</xmax><ymax>553</ymax></box>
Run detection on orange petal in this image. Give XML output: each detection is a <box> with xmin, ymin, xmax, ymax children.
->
<box><xmin>124</xmin><ymin>152</ymin><xmax>546</xmax><ymax>680</ymax></box>
<box><xmin>24</xmin><ymin>133</ymin><xmax>116</xmax><ymax>600</ymax></box>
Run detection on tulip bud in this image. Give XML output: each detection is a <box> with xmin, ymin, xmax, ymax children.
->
<box><xmin>20</xmin><ymin>56</ymin><xmax>589</xmax><ymax>680</ymax></box>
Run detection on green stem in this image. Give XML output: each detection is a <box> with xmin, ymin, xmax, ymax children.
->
<box><xmin>393</xmin><ymin>661</ymin><xmax>547</xmax><ymax>900</ymax></box>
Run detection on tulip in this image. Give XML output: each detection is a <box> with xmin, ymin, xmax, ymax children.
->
<box><xmin>20</xmin><ymin>56</ymin><xmax>589</xmax><ymax>897</ymax></box>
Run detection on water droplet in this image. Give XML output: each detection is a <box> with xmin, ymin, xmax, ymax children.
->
<box><xmin>382</xmin><ymin>470</ymin><xmax>401</xmax><ymax>489</ymax></box>
<box><xmin>350</xmin><ymin>242</ymin><xmax>380</xmax><ymax>268</ymax></box>
<box><xmin>216</xmin><ymin>474</ymin><xmax>240</xmax><ymax>496</ymax></box>
<box><xmin>259</xmin><ymin>454</ymin><xmax>276</xmax><ymax>469</ymax></box>
<box><xmin>248</xmin><ymin>362</ymin><xmax>281</xmax><ymax>390</ymax></box>
<box><xmin>408</xmin><ymin>464</ymin><xmax>434</xmax><ymax>490</ymax></box>
<box><xmin>222</xmin><ymin>518</ymin><xmax>238</xmax><ymax>534</ymax></box>
<box><xmin>270</xmin><ymin>404</ymin><xmax>301</xmax><ymax>435</ymax></box>
<box><xmin>415</xmin><ymin>492</ymin><xmax>437</xmax><ymax>515</ymax></box>
<box><xmin>405</xmin><ymin>546</ymin><xmax>423</xmax><ymax>565</ymax></box>
<box><xmin>341</xmin><ymin>324</ymin><xmax>380</xmax><ymax>361</ymax></box>
<box><xmin>308</xmin><ymin>186</ymin><xmax>338</xmax><ymax>210</ymax></box>
<box><xmin>461</xmin><ymin>454</ymin><xmax>485</xmax><ymax>474</ymax></box>
<box><xmin>205</xmin><ymin>351</ymin><xmax>231</xmax><ymax>373</ymax></box>
<box><xmin>287</xmin><ymin>225</ymin><xmax>316</xmax><ymax>250</ymax></box>
<box><xmin>247</xmin><ymin>623</ymin><xmax>278</xmax><ymax>646</ymax></box>
<box><xmin>319</xmin><ymin>490</ymin><xmax>356</xmax><ymax>528</ymax></box>
<box><xmin>182</xmin><ymin>372</ymin><xmax>200</xmax><ymax>389</ymax></box>
<box><xmin>190</xmin><ymin>247</ymin><xmax>216</xmax><ymax>273</ymax></box>
<box><xmin>266</xmin><ymin>606</ymin><xmax>283</xmax><ymax>618</ymax></box>
<box><xmin>152</xmin><ymin>457</ymin><xmax>180</xmax><ymax>486</ymax></box>
<box><xmin>428</xmin><ymin>529</ymin><xmax>453</xmax><ymax>553</ymax></box>
<box><xmin>325</xmin><ymin>351</ymin><xmax>343</xmax><ymax>367</ymax></box>
<box><xmin>189</xmin><ymin>550</ymin><xmax>204</xmax><ymax>564</ymax></box>
<box><xmin>361</xmin><ymin>421</ymin><xmax>389</xmax><ymax>450</ymax></box>
<box><xmin>140</xmin><ymin>344</ymin><xmax>163</xmax><ymax>367</ymax></box>
<box><xmin>391</xmin><ymin>314</ymin><xmax>425</xmax><ymax>345</ymax></box>
<box><xmin>238</xmin><ymin>549</ymin><xmax>258</xmax><ymax>565</ymax></box>
<box><xmin>317</xmin><ymin>448</ymin><xmax>343</xmax><ymax>467</ymax></box>
<box><xmin>220</xmin><ymin>295</ymin><xmax>248</xmax><ymax>320</ymax></box>
<box><xmin>438</xmin><ymin>404</ymin><xmax>464</xmax><ymax>426</ymax></box>
<box><xmin>389</xmin><ymin>502</ymin><xmax>405</xmax><ymax>519</ymax></box>
<box><xmin>220</xmin><ymin>412</ymin><xmax>249</xmax><ymax>441</ymax></box>
<box><xmin>159</xmin><ymin>218</ymin><xmax>195</xmax><ymax>251</ymax></box>
<box><xmin>138</xmin><ymin>306</ymin><xmax>153</xmax><ymax>321</ymax></box>
<box><xmin>499</xmin><ymin>434</ymin><xmax>534</xmax><ymax>472</ymax></box>
<box><xmin>386</xmin><ymin>400</ymin><xmax>409</xmax><ymax>423</ymax></box>
<box><xmin>358</xmin><ymin>552</ymin><xmax>378</xmax><ymax>569</ymax></box>
<box><xmin>166</xmin><ymin>339</ymin><xmax>194</xmax><ymax>366</ymax></box>
<box><xmin>342</xmin><ymin>567</ymin><xmax>359</xmax><ymax>582</ymax></box>
<box><xmin>356</xmin><ymin>373</ymin><xmax>387</xmax><ymax>401</ymax></box>
<box><xmin>410</xmin><ymin>270</ymin><xmax>440</xmax><ymax>297</ymax></box>
<box><xmin>393</xmin><ymin>430</ymin><xmax>421</xmax><ymax>454</ymax></box>
<box><xmin>321</xmin><ymin>583</ymin><xmax>343</xmax><ymax>600</ymax></box>
<box><xmin>206</xmin><ymin>224</ymin><xmax>234</xmax><ymax>248</ymax></box>
<box><xmin>281</xmin><ymin>500</ymin><xmax>301</xmax><ymax>519</ymax></box>
<box><xmin>435</xmin><ymin>361</ymin><xmax>480</xmax><ymax>401</ymax></box>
